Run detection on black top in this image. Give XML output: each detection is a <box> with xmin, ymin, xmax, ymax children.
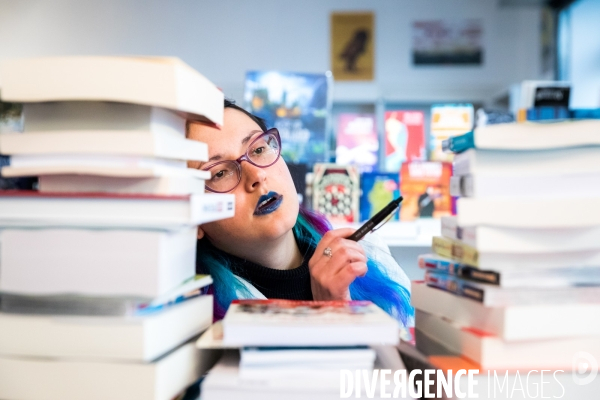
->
<box><xmin>197</xmin><ymin>232</ymin><xmax>314</xmax><ymax>301</ymax></box>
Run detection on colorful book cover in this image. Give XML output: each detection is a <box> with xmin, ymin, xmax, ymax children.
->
<box><xmin>399</xmin><ymin>161</ymin><xmax>452</xmax><ymax>221</ymax></box>
<box><xmin>359</xmin><ymin>172</ymin><xmax>400</xmax><ymax>222</ymax></box>
<box><xmin>335</xmin><ymin>113</ymin><xmax>378</xmax><ymax>171</ymax></box>
<box><xmin>312</xmin><ymin>163</ymin><xmax>360</xmax><ymax>224</ymax></box>
<box><xmin>384</xmin><ymin>110</ymin><xmax>425</xmax><ymax>171</ymax></box>
<box><xmin>244</xmin><ymin>71</ymin><xmax>332</xmax><ymax>165</ymax></box>
<box><xmin>430</xmin><ymin>104</ymin><xmax>473</xmax><ymax>161</ymax></box>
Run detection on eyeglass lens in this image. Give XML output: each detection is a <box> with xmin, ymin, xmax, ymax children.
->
<box><xmin>205</xmin><ymin>131</ymin><xmax>280</xmax><ymax>193</ymax></box>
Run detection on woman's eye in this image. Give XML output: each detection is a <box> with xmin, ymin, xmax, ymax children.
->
<box><xmin>211</xmin><ymin>169</ymin><xmax>229</xmax><ymax>181</ymax></box>
<box><xmin>253</xmin><ymin>146</ymin><xmax>265</xmax><ymax>155</ymax></box>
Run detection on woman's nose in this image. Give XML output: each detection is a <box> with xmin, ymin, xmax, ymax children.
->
<box><xmin>243</xmin><ymin>162</ymin><xmax>268</xmax><ymax>191</ymax></box>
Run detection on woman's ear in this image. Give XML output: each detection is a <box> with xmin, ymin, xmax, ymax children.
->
<box><xmin>197</xmin><ymin>225</ymin><xmax>205</xmax><ymax>240</ymax></box>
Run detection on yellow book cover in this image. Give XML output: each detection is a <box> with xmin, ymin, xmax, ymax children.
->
<box><xmin>432</xmin><ymin>236</ymin><xmax>479</xmax><ymax>267</ymax></box>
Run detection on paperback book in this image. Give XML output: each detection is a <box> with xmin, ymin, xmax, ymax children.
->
<box><xmin>244</xmin><ymin>70</ymin><xmax>332</xmax><ymax>165</ymax></box>
<box><xmin>312</xmin><ymin>163</ymin><xmax>360</xmax><ymax>224</ymax></box>
<box><xmin>399</xmin><ymin>161</ymin><xmax>452</xmax><ymax>221</ymax></box>
<box><xmin>429</xmin><ymin>104</ymin><xmax>473</xmax><ymax>161</ymax></box>
<box><xmin>359</xmin><ymin>171</ymin><xmax>400</xmax><ymax>222</ymax></box>
<box><xmin>384</xmin><ymin>110</ymin><xmax>425</xmax><ymax>171</ymax></box>
<box><xmin>335</xmin><ymin>113</ymin><xmax>378</xmax><ymax>171</ymax></box>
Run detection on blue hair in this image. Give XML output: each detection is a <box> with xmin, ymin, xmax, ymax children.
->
<box><xmin>197</xmin><ymin>208</ymin><xmax>413</xmax><ymax>325</ymax></box>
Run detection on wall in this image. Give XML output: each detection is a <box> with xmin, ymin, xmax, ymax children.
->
<box><xmin>0</xmin><ymin>0</ymin><xmax>543</xmax><ymax>104</ymax></box>
<box><xmin>560</xmin><ymin>0</ymin><xmax>600</xmax><ymax>107</ymax></box>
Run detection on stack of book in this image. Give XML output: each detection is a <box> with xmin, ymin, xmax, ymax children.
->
<box><xmin>413</xmin><ymin>117</ymin><xmax>600</xmax><ymax>394</ymax></box>
<box><xmin>0</xmin><ymin>56</ymin><xmax>232</xmax><ymax>400</ymax></box>
<box><xmin>199</xmin><ymin>299</ymin><xmax>406</xmax><ymax>400</ymax></box>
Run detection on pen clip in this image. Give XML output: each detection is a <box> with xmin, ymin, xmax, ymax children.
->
<box><xmin>370</xmin><ymin>204</ymin><xmax>400</xmax><ymax>233</ymax></box>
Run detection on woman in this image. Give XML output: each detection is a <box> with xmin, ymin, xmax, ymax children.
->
<box><xmin>187</xmin><ymin>100</ymin><xmax>413</xmax><ymax>327</ymax></box>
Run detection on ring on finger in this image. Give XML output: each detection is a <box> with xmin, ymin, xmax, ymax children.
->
<box><xmin>323</xmin><ymin>247</ymin><xmax>333</xmax><ymax>258</ymax></box>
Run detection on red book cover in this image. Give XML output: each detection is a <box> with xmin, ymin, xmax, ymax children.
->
<box><xmin>384</xmin><ymin>110</ymin><xmax>425</xmax><ymax>172</ymax></box>
<box><xmin>312</xmin><ymin>163</ymin><xmax>360</xmax><ymax>224</ymax></box>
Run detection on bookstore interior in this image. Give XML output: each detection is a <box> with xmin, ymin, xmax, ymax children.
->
<box><xmin>0</xmin><ymin>0</ymin><xmax>599</xmax><ymax>399</ymax></box>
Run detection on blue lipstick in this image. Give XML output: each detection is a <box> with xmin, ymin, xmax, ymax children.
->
<box><xmin>254</xmin><ymin>191</ymin><xmax>283</xmax><ymax>216</ymax></box>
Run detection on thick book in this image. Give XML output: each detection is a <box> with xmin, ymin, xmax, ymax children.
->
<box><xmin>431</xmin><ymin>235</ymin><xmax>600</xmax><ymax>270</ymax></box>
<box><xmin>442</xmin><ymin>215</ymin><xmax>600</xmax><ymax>253</ymax></box>
<box><xmin>399</xmin><ymin>161</ymin><xmax>452</xmax><ymax>221</ymax></box>
<box><xmin>312</xmin><ymin>163</ymin><xmax>360</xmax><ymax>224</ymax></box>
<box><xmin>0</xmin><ymin>341</ymin><xmax>208</xmax><ymax>400</ymax></box>
<box><xmin>443</xmin><ymin>120</ymin><xmax>600</xmax><ymax>153</ymax></box>
<box><xmin>0</xmin><ymin>191</ymin><xmax>234</xmax><ymax>229</ymax></box>
<box><xmin>456</xmin><ymin>196</ymin><xmax>600</xmax><ymax>228</ymax></box>
<box><xmin>222</xmin><ymin>300</ymin><xmax>399</xmax><ymax>346</ymax></box>
<box><xmin>38</xmin><ymin>173</ymin><xmax>206</xmax><ymax>195</ymax></box>
<box><xmin>416</xmin><ymin>309</ymin><xmax>600</xmax><ymax>370</ymax></box>
<box><xmin>359</xmin><ymin>171</ymin><xmax>400</xmax><ymax>222</ymax></box>
<box><xmin>384</xmin><ymin>110</ymin><xmax>425</xmax><ymax>172</ymax></box>
<box><xmin>335</xmin><ymin>113</ymin><xmax>378</xmax><ymax>172</ymax></box>
<box><xmin>412</xmin><ymin>282</ymin><xmax>600</xmax><ymax>341</ymax></box>
<box><xmin>418</xmin><ymin>253</ymin><xmax>600</xmax><ymax>288</ymax></box>
<box><xmin>2</xmin><ymin>154</ymin><xmax>210</xmax><ymax>178</ymax></box>
<box><xmin>0</xmin><ymin>56</ymin><xmax>224</xmax><ymax>125</ymax></box>
<box><xmin>0</xmin><ymin>295</ymin><xmax>212</xmax><ymax>362</ymax></box>
<box><xmin>449</xmin><ymin>172</ymin><xmax>600</xmax><ymax>198</ymax></box>
<box><xmin>0</xmin><ymin>226</ymin><xmax>199</xmax><ymax>297</ymax></box>
<box><xmin>453</xmin><ymin>147</ymin><xmax>600</xmax><ymax>177</ymax></box>
<box><xmin>424</xmin><ymin>269</ymin><xmax>600</xmax><ymax>307</ymax></box>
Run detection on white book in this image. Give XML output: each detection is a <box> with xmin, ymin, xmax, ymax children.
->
<box><xmin>202</xmin><ymin>349</ymin><xmax>412</xmax><ymax>400</ymax></box>
<box><xmin>0</xmin><ymin>192</ymin><xmax>234</xmax><ymax>229</ymax></box>
<box><xmin>22</xmin><ymin>101</ymin><xmax>185</xmax><ymax>135</ymax></box>
<box><xmin>442</xmin><ymin>215</ymin><xmax>600</xmax><ymax>253</ymax></box>
<box><xmin>0</xmin><ymin>56</ymin><xmax>224</xmax><ymax>125</ymax></box>
<box><xmin>0</xmin><ymin>275</ymin><xmax>213</xmax><ymax>316</ymax></box>
<box><xmin>240</xmin><ymin>347</ymin><xmax>376</xmax><ymax>366</ymax></box>
<box><xmin>0</xmin><ymin>226</ymin><xmax>196</xmax><ymax>297</ymax></box>
<box><xmin>419</xmin><ymin>253</ymin><xmax>600</xmax><ymax>288</ymax></box>
<box><xmin>2</xmin><ymin>154</ymin><xmax>209</xmax><ymax>178</ymax></box>
<box><xmin>450</xmin><ymin>173</ymin><xmax>600</xmax><ymax>198</ymax></box>
<box><xmin>425</xmin><ymin>270</ymin><xmax>600</xmax><ymax>307</ymax></box>
<box><xmin>471</xmin><ymin>120</ymin><xmax>600</xmax><ymax>150</ymax></box>
<box><xmin>38</xmin><ymin>173</ymin><xmax>206</xmax><ymax>195</ymax></box>
<box><xmin>412</xmin><ymin>282</ymin><xmax>600</xmax><ymax>341</ymax></box>
<box><xmin>416</xmin><ymin>309</ymin><xmax>600</xmax><ymax>370</ymax></box>
<box><xmin>0</xmin><ymin>102</ymin><xmax>209</xmax><ymax>162</ymax></box>
<box><xmin>222</xmin><ymin>300</ymin><xmax>399</xmax><ymax>347</ymax></box>
<box><xmin>0</xmin><ymin>295</ymin><xmax>212</xmax><ymax>362</ymax></box>
<box><xmin>0</xmin><ymin>341</ymin><xmax>209</xmax><ymax>400</ymax></box>
<box><xmin>453</xmin><ymin>147</ymin><xmax>600</xmax><ymax>177</ymax></box>
<box><xmin>456</xmin><ymin>196</ymin><xmax>600</xmax><ymax>228</ymax></box>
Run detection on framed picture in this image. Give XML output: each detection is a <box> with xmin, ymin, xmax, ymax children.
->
<box><xmin>331</xmin><ymin>12</ymin><xmax>374</xmax><ymax>81</ymax></box>
<box><xmin>412</xmin><ymin>20</ymin><xmax>483</xmax><ymax>66</ymax></box>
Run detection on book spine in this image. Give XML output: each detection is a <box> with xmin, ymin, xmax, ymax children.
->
<box><xmin>525</xmin><ymin>106</ymin><xmax>569</xmax><ymax>121</ymax></box>
<box><xmin>432</xmin><ymin>236</ymin><xmax>479</xmax><ymax>267</ymax></box>
<box><xmin>442</xmin><ymin>131</ymin><xmax>474</xmax><ymax>154</ymax></box>
<box><xmin>570</xmin><ymin>108</ymin><xmax>600</xmax><ymax>119</ymax></box>
<box><xmin>425</xmin><ymin>270</ymin><xmax>486</xmax><ymax>304</ymax></box>
<box><xmin>417</xmin><ymin>254</ymin><xmax>461</xmax><ymax>275</ymax></box>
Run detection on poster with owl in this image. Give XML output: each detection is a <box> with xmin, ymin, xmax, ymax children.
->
<box><xmin>312</xmin><ymin>163</ymin><xmax>360</xmax><ymax>225</ymax></box>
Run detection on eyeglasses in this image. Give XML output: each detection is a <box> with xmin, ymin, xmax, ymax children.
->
<box><xmin>202</xmin><ymin>128</ymin><xmax>282</xmax><ymax>193</ymax></box>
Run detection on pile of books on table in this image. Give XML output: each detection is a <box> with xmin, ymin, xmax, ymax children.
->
<box><xmin>0</xmin><ymin>56</ymin><xmax>231</xmax><ymax>399</ymax></box>
<box><xmin>198</xmin><ymin>299</ymin><xmax>411</xmax><ymax>400</ymax></box>
<box><xmin>413</xmin><ymin>116</ymin><xmax>600</xmax><ymax>397</ymax></box>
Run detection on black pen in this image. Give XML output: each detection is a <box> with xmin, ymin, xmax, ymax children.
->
<box><xmin>347</xmin><ymin>196</ymin><xmax>403</xmax><ymax>242</ymax></box>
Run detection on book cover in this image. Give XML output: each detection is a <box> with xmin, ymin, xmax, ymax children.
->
<box><xmin>244</xmin><ymin>70</ymin><xmax>332</xmax><ymax>165</ymax></box>
<box><xmin>335</xmin><ymin>113</ymin><xmax>378</xmax><ymax>171</ymax></box>
<box><xmin>312</xmin><ymin>163</ymin><xmax>360</xmax><ymax>224</ymax></box>
<box><xmin>430</xmin><ymin>104</ymin><xmax>473</xmax><ymax>161</ymax></box>
<box><xmin>399</xmin><ymin>161</ymin><xmax>452</xmax><ymax>221</ymax></box>
<box><xmin>359</xmin><ymin>171</ymin><xmax>400</xmax><ymax>222</ymax></box>
<box><xmin>384</xmin><ymin>110</ymin><xmax>425</xmax><ymax>171</ymax></box>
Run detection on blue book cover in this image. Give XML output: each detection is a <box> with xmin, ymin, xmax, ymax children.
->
<box><xmin>359</xmin><ymin>172</ymin><xmax>400</xmax><ymax>222</ymax></box>
<box><xmin>244</xmin><ymin>71</ymin><xmax>332</xmax><ymax>165</ymax></box>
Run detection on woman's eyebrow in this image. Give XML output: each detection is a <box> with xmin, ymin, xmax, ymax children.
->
<box><xmin>199</xmin><ymin>129</ymin><xmax>264</xmax><ymax>168</ymax></box>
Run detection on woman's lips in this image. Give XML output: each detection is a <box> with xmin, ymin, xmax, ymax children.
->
<box><xmin>254</xmin><ymin>191</ymin><xmax>283</xmax><ymax>216</ymax></box>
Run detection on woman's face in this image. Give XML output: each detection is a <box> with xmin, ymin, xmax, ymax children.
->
<box><xmin>187</xmin><ymin>108</ymin><xmax>299</xmax><ymax>252</ymax></box>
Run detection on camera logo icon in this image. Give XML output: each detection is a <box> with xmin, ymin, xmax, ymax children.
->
<box><xmin>572</xmin><ymin>351</ymin><xmax>598</xmax><ymax>385</ymax></box>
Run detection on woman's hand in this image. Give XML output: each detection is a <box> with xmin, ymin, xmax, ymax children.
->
<box><xmin>308</xmin><ymin>228</ymin><xmax>368</xmax><ymax>301</ymax></box>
